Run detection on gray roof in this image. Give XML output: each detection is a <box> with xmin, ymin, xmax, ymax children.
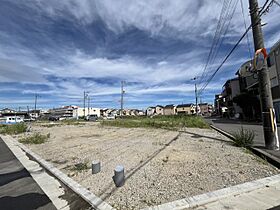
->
<box><xmin>176</xmin><ymin>104</ymin><xmax>193</xmax><ymax>108</ymax></box>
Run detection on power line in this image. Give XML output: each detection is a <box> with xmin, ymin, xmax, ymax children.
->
<box><xmin>208</xmin><ymin>0</ymin><xmax>239</xmax><ymax>74</ymax></box>
<box><xmin>198</xmin><ymin>0</ymin><xmax>239</xmax><ymax>87</ymax></box>
<box><xmin>240</xmin><ymin>0</ymin><xmax>253</xmax><ymax>61</ymax></box>
<box><xmin>198</xmin><ymin>0</ymin><xmax>276</xmax><ymax>95</ymax></box>
<box><xmin>198</xmin><ymin>0</ymin><xmax>230</xmax><ymax>86</ymax></box>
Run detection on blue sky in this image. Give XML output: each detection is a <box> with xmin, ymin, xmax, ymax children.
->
<box><xmin>0</xmin><ymin>0</ymin><xmax>279</xmax><ymax>110</ymax></box>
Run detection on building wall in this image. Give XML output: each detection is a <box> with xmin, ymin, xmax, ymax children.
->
<box><xmin>146</xmin><ymin>108</ymin><xmax>155</xmax><ymax>116</ymax></box>
<box><xmin>163</xmin><ymin>107</ymin><xmax>175</xmax><ymax>115</ymax></box>
<box><xmin>155</xmin><ymin>106</ymin><xmax>164</xmax><ymax>115</ymax></box>
<box><xmin>176</xmin><ymin>107</ymin><xmax>192</xmax><ymax>114</ymax></box>
<box><xmin>199</xmin><ymin>105</ymin><xmax>209</xmax><ymax>115</ymax></box>
<box><xmin>230</xmin><ymin>79</ymin><xmax>243</xmax><ymax>114</ymax></box>
<box><xmin>73</xmin><ymin>107</ymin><xmax>101</xmax><ymax>118</ymax></box>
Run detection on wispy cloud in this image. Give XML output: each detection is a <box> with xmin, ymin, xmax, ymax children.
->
<box><xmin>0</xmin><ymin>0</ymin><xmax>279</xmax><ymax>109</ymax></box>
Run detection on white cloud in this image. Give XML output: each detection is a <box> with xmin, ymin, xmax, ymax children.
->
<box><xmin>1</xmin><ymin>0</ymin><xmax>279</xmax><ymax>108</ymax></box>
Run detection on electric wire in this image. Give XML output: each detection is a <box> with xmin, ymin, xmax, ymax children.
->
<box><xmin>198</xmin><ymin>0</ymin><xmax>276</xmax><ymax>95</ymax></box>
<box><xmin>198</xmin><ymin>0</ymin><xmax>239</xmax><ymax>88</ymax></box>
<box><xmin>240</xmin><ymin>0</ymin><xmax>253</xmax><ymax>61</ymax></box>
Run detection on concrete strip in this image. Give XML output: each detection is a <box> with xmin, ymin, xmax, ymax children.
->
<box><xmin>142</xmin><ymin>174</ymin><xmax>280</xmax><ymax>210</ymax></box>
<box><xmin>2</xmin><ymin>135</ymin><xmax>69</xmax><ymax>210</ymax></box>
<box><xmin>2</xmin><ymin>135</ymin><xmax>115</xmax><ymax>210</ymax></box>
<box><xmin>251</xmin><ymin>147</ymin><xmax>280</xmax><ymax>169</ymax></box>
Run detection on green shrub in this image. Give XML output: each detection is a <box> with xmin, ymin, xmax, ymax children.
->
<box><xmin>0</xmin><ymin>123</ymin><xmax>27</xmax><ymax>135</ymax></box>
<box><xmin>19</xmin><ymin>132</ymin><xmax>50</xmax><ymax>144</ymax></box>
<box><xmin>232</xmin><ymin>127</ymin><xmax>255</xmax><ymax>148</ymax></box>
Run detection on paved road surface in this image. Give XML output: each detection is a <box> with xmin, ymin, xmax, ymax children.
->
<box><xmin>0</xmin><ymin>137</ymin><xmax>56</xmax><ymax>210</ymax></box>
<box><xmin>207</xmin><ymin>117</ymin><xmax>280</xmax><ymax>164</ymax></box>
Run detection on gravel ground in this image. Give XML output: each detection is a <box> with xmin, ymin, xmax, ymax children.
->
<box><xmin>16</xmin><ymin>122</ymin><xmax>279</xmax><ymax>210</ymax></box>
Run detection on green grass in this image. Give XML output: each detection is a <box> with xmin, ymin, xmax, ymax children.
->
<box><xmin>101</xmin><ymin>115</ymin><xmax>209</xmax><ymax>130</ymax></box>
<box><xmin>232</xmin><ymin>127</ymin><xmax>255</xmax><ymax>148</ymax></box>
<box><xmin>0</xmin><ymin>123</ymin><xmax>28</xmax><ymax>135</ymax></box>
<box><xmin>71</xmin><ymin>161</ymin><xmax>90</xmax><ymax>171</ymax></box>
<box><xmin>19</xmin><ymin>133</ymin><xmax>50</xmax><ymax>144</ymax></box>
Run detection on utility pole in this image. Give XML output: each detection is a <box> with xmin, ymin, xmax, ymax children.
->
<box><xmin>83</xmin><ymin>91</ymin><xmax>88</xmax><ymax>118</ymax></box>
<box><xmin>120</xmin><ymin>81</ymin><xmax>125</xmax><ymax>117</ymax></box>
<box><xmin>191</xmin><ymin>77</ymin><xmax>198</xmax><ymax>116</ymax></box>
<box><xmin>249</xmin><ymin>0</ymin><xmax>279</xmax><ymax>150</ymax></box>
<box><xmin>34</xmin><ymin>93</ymin><xmax>38</xmax><ymax>111</ymax></box>
<box><xmin>88</xmin><ymin>96</ymin><xmax>90</xmax><ymax>116</ymax></box>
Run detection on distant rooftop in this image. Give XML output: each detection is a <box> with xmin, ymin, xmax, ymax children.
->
<box><xmin>177</xmin><ymin>104</ymin><xmax>193</xmax><ymax>108</ymax></box>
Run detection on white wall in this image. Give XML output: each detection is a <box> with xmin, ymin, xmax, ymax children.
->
<box><xmin>73</xmin><ymin>107</ymin><xmax>101</xmax><ymax>118</ymax></box>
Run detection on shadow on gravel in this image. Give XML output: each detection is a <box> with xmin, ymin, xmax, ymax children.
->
<box><xmin>206</xmin><ymin>117</ymin><xmax>263</xmax><ymax>126</ymax></box>
<box><xmin>180</xmin><ymin>130</ymin><xmax>233</xmax><ymax>144</ymax></box>
<box><xmin>96</xmin><ymin>133</ymin><xmax>182</xmax><ymax>203</ymax></box>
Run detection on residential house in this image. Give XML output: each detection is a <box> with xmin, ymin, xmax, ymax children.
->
<box><xmin>194</xmin><ymin>105</ymin><xmax>201</xmax><ymax>115</ymax></box>
<box><xmin>29</xmin><ymin>110</ymin><xmax>41</xmax><ymax>119</ymax></box>
<box><xmin>0</xmin><ymin>108</ymin><xmax>32</xmax><ymax>120</ymax></box>
<box><xmin>163</xmin><ymin>104</ymin><xmax>176</xmax><ymax>115</ymax></box>
<box><xmin>214</xmin><ymin>94</ymin><xmax>223</xmax><ymax>115</ymax></box>
<box><xmin>199</xmin><ymin>103</ymin><xmax>211</xmax><ymax>116</ymax></box>
<box><xmin>155</xmin><ymin>105</ymin><xmax>164</xmax><ymax>115</ymax></box>
<box><xmin>138</xmin><ymin>110</ymin><xmax>145</xmax><ymax>116</ymax></box>
<box><xmin>221</xmin><ymin>78</ymin><xmax>243</xmax><ymax>118</ymax></box>
<box><xmin>225</xmin><ymin>38</ymin><xmax>280</xmax><ymax>122</ymax></box>
<box><xmin>233</xmin><ymin>60</ymin><xmax>261</xmax><ymax>120</ymax></box>
<box><xmin>49</xmin><ymin>105</ymin><xmax>78</xmax><ymax>119</ymax></box>
<box><xmin>0</xmin><ymin>108</ymin><xmax>15</xmax><ymax>114</ymax></box>
<box><xmin>176</xmin><ymin>104</ymin><xmax>194</xmax><ymax>115</ymax></box>
<box><xmin>146</xmin><ymin>107</ymin><xmax>156</xmax><ymax>116</ymax></box>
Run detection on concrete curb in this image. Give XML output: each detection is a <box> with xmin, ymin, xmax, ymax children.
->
<box><xmin>251</xmin><ymin>147</ymin><xmax>280</xmax><ymax>169</ymax></box>
<box><xmin>210</xmin><ymin>124</ymin><xmax>280</xmax><ymax>169</ymax></box>
<box><xmin>141</xmin><ymin>174</ymin><xmax>280</xmax><ymax>210</ymax></box>
<box><xmin>210</xmin><ymin>125</ymin><xmax>235</xmax><ymax>140</ymax></box>
<box><xmin>2</xmin><ymin>135</ymin><xmax>115</xmax><ymax>210</ymax></box>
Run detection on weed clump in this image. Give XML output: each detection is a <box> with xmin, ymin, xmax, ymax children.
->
<box><xmin>19</xmin><ymin>132</ymin><xmax>50</xmax><ymax>144</ymax></box>
<box><xmin>71</xmin><ymin>161</ymin><xmax>89</xmax><ymax>171</ymax></box>
<box><xmin>232</xmin><ymin>127</ymin><xmax>254</xmax><ymax>148</ymax></box>
<box><xmin>0</xmin><ymin>123</ymin><xmax>27</xmax><ymax>135</ymax></box>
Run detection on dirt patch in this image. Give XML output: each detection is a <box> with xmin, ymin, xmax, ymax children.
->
<box><xmin>18</xmin><ymin>122</ymin><xmax>279</xmax><ymax>209</ymax></box>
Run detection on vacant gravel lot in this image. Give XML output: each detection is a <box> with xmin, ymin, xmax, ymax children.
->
<box><xmin>17</xmin><ymin>122</ymin><xmax>279</xmax><ymax>209</ymax></box>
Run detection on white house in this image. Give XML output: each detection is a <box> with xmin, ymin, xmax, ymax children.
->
<box><xmin>155</xmin><ymin>105</ymin><xmax>164</xmax><ymax>115</ymax></box>
<box><xmin>146</xmin><ymin>107</ymin><xmax>156</xmax><ymax>116</ymax></box>
<box><xmin>73</xmin><ymin>107</ymin><xmax>101</xmax><ymax>118</ymax></box>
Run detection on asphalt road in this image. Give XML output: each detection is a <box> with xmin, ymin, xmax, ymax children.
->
<box><xmin>0</xmin><ymin>137</ymin><xmax>56</xmax><ymax>210</ymax></box>
<box><xmin>207</xmin><ymin>117</ymin><xmax>280</xmax><ymax>162</ymax></box>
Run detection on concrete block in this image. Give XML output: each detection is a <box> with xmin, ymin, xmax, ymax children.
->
<box><xmin>92</xmin><ymin>160</ymin><xmax>101</xmax><ymax>174</ymax></box>
<box><xmin>113</xmin><ymin>165</ymin><xmax>125</xmax><ymax>187</ymax></box>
